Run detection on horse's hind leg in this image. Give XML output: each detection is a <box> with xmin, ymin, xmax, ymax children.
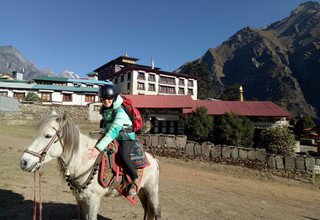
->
<box><xmin>141</xmin><ymin>185</ymin><xmax>161</xmax><ymax>220</ymax></box>
<box><xmin>138</xmin><ymin>188</ymin><xmax>148</xmax><ymax>220</ymax></box>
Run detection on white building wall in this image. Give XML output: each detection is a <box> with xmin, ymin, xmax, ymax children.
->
<box><xmin>119</xmin><ymin>70</ymin><xmax>198</xmax><ymax>99</ymax></box>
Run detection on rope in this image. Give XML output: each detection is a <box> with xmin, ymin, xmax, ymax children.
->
<box><xmin>33</xmin><ymin>172</ymin><xmax>43</xmax><ymax>220</ymax></box>
<box><xmin>39</xmin><ymin>172</ymin><xmax>43</xmax><ymax>220</ymax></box>
<box><xmin>33</xmin><ymin>173</ymin><xmax>37</xmax><ymax>220</ymax></box>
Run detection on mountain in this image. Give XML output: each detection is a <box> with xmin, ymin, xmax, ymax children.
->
<box><xmin>58</xmin><ymin>70</ymin><xmax>81</xmax><ymax>79</ymax></box>
<box><xmin>0</xmin><ymin>46</ymin><xmax>80</xmax><ymax>80</ymax></box>
<box><xmin>176</xmin><ymin>1</ymin><xmax>320</xmax><ymax>118</ymax></box>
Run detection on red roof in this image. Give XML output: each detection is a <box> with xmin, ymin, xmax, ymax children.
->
<box><xmin>183</xmin><ymin>100</ymin><xmax>291</xmax><ymax>117</ymax></box>
<box><xmin>121</xmin><ymin>95</ymin><xmax>291</xmax><ymax>118</ymax></box>
<box><xmin>122</xmin><ymin>95</ymin><xmax>193</xmax><ymax>109</ymax></box>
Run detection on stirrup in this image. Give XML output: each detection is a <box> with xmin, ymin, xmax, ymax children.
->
<box><xmin>128</xmin><ymin>182</ymin><xmax>138</xmax><ymax>198</ymax></box>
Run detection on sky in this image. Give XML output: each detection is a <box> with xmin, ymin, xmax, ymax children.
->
<box><xmin>1</xmin><ymin>0</ymin><xmax>315</xmax><ymax>78</ymax></box>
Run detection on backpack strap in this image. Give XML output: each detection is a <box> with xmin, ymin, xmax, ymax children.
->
<box><xmin>112</xmin><ymin>106</ymin><xmax>133</xmax><ymax>133</ymax></box>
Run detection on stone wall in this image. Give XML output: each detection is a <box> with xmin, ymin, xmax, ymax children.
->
<box><xmin>0</xmin><ymin>103</ymin><xmax>90</xmax><ymax>125</ymax></box>
<box><xmin>138</xmin><ymin>134</ymin><xmax>320</xmax><ymax>183</ymax></box>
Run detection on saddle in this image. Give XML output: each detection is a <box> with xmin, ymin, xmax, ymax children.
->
<box><xmin>98</xmin><ymin>139</ymin><xmax>150</xmax><ymax>205</ymax></box>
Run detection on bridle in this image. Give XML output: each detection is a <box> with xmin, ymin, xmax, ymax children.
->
<box><xmin>23</xmin><ymin>125</ymin><xmax>64</xmax><ymax>169</ymax></box>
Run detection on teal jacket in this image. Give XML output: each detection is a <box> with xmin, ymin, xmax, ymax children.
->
<box><xmin>95</xmin><ymin>95</ymin><xmax>135</xmax><ymax>151</ymax></box>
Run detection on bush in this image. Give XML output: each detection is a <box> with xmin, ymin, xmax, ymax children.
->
<box><xmin>24</xmin><ymin>92</ymin><xmax>41</xmax><ymax>102</ymax></box>
<box><xmin>184</xmin><ymin>107</ymin><xmax>213</xmax><ymax>142</ymax></box>
<box><xmin>213</xmin><ymin>113</ymin><xmax>255</xmax><ymax>147</ymax></box>
<box><xmin>294</xmin><ymin>115</ymin><xmax>315</xmax><ymax>139</ymax></box>
<box><xmin>259</xmin><ymin>126</ymin><xmax>295</xmax><ymax>156</ymax></box>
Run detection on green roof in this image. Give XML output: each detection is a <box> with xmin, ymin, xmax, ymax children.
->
<box><xmin>33</xmin><ymin>76</ymin><xmax>112</xmax><ymax>85</ymax></box>
<box><xmin>32</xmin><ymin>84</ymin><xmax>99</xmax><ymax>92</ymax></box>
<box><xmin>0</xmin><ymin>79</ymin><xmax>28</xmax><ymax>83</ymax></box>
<box><xmin>33</xmin><ymin>76</ymin><xmax>69</xmax><ymax>82</ymax></box>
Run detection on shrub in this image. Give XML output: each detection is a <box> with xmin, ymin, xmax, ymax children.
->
<box><xmin>213</xmin><ymin>113</ymin><xmax>255</xmax><ymax>147</ymax></box>
<box><xmin>294</xmin><ymin>115</ymin><xmax>315</xmax><ymax>139</ymax></box>
<box><xmin>24</xmin><ymin>92</ymin><xmax>41</xmax><ymax>102</ymax></box>
<box><xmin>259</xmin><ymin>126</ymin><xmax>295</xmax><ymax>156</ymax></box>
<box><xmin>184</xmin><ymin>106</ymin><xmax>213</xmax><ymax>142</ymax></box>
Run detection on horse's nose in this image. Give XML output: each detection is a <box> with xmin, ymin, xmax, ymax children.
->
<box><xmin>20</xmin><ymin>159</ymin><xmax>28</xmax><ymax>169</ymax></box>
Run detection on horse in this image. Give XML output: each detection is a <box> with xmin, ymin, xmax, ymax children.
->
<box><xmin>20</xmin><ymin>112</ymin><xmax>161</xmax><ymax>220</ymax></box>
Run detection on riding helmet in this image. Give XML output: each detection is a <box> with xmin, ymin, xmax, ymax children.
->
<box><xmin>98</xmin><ymin>84</ymin><xmax>118</xmax><ymax>99</ymax></box>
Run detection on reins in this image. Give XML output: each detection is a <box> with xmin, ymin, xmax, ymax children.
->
<box><xmin>33</xmin><ymin>172</ymin><xmax>42</xmax><ymax>220</ymax></box>
<box><xmin>24</xmin><ymin>123</ymin><xmax>64</xmax><ymax>220</ymax></box>
<box><xmin>65</xmin><ymin>152</ymin><xmax>103</xmax><ymax>194</ymax></box>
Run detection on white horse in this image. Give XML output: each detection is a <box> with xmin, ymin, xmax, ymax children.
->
<box><xmin>20</xmin><ymin>112</ymin><xmax>161</xmax><ymax>220</ymax></box>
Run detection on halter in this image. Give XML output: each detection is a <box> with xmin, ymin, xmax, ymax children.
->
<box><xmin>23</xmin><ymin>125</ymin><xmax>64</xmax><ymax>169</ymax></box>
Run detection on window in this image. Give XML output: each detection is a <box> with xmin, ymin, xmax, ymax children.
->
<box><xmin>148</xmin><ymin>74</ymin><xmax>155</xmax><ymax>82</ymax></box>
<box><xmin>178</xmin><ymin>88</ymin><xmax>185</xmax><ymax>94</ymax></box>
<box><xmin>127</xmin><ymin>72</ymin><xmax>131</xmax><ymax>81</ymax></box>
<box><xmin>137</xmin><ymin>82</ymin><xmax>145</xmax><ymax>90</ymax></box>
<box><xmin>138</xmin><ymin>72</ymin><xmax>145</xmax><ymax>80</ymax></box>
<box><xmin>188</xmin><ymin>89</ymin><xmax>193</xmax><ymax>95</ymax></box>
<box><xmin>159</xmin><ymin>76</ymin><xmax>175</xmax><ymax>85</ymax></box>
<box><xmin>63</xmin><ymin>93</ymin><xmax>72</xmax><ymax>102</ymax></box>
<box><xmin>169</xmin><ymin>121</ymin><xmax>175</xmax><ymax>134</ymax></box>
<box><xmin>94</xmin><ymin>105</ymin><xmax>101</xmax><ymax>111</ymax></box>
<box><xmin>0</xmin><ymin>91</ymin><xmax>8</xmax><ymax>96</ymax></box>
<box><xmin>179</xmin><ymin>79</ymin><xmax>184</xmax><ymax>85</ymax></box>
<box><xmin>159</xmin><ymin>86</ymin><xmax>175</xmax><ymax>94</ymax></box>
<box><xmin>41</xmin><ymin>93</ymin><xmax>52</xmax><ymax>102</ymax></box>
<box><xmin>87</xmin><ymin>85</ymin><xmax>93</xmax><ymax>88</ymax></box>
<box><xmin>13</xmin><ymin>92</ymin><xmax>25</xmax><ymax>101</ymax></box>
<box><xmin>85</xmin><ymin>94</ymin><xmax>95</xmax><ymax>102</ymax></box>
<box><xmin>121</xmin><ymin>75</ymin><xmax>124</xmax><ymax>82</ymax></box>
<box><xmin>148</xmin><ymin>84</ymin><xmax>156</xmax><ymax>91</ymax></box>
<box><xmin>161</xmin><ymin>121</ymin><xmax>167</xmax><ymax>133</ymax></box>
<box><xmin>127</xmin><ymin>82</ymin><xmax>131</xmax><ymax>90</ymax></box>
<box><xmin>188</xmin><ymin>80</ymin><xmax>194</xmax><ymax>86</ymax></box>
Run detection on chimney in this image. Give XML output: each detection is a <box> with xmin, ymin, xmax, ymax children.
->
<box><xmin>12</xmin><ymin>71</ymin><xmax>23</xmax><ymax>80</ymax></box>
<box><xmin>239</xmin><ymin>85</ymin><xmax>244</xmax><ymax>101</ymax></box>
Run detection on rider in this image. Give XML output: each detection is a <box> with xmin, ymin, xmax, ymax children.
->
<box><xmin>88</xmin><ymin>84</ymin><xmax>139</xmax><ymax>197</ymax></box>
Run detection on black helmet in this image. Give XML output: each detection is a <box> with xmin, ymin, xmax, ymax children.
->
<box><xmin>98</xmin><ymin>84</ymin><xmax>118</xmax><ymax>99</ymax></box>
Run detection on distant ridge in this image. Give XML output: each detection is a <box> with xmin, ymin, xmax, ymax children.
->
<box><xmin>0</xmin><ymin>45</ymin><xmax>80</xmax><ymax>80</ymax></box>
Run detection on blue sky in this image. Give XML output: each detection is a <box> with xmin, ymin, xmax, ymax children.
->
<box><xmin>1</xmin><ymin>0</ymin><xmax>314</xmax><ymax>77</ymax></box>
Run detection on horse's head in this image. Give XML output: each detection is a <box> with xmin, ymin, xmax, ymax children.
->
<box><xmin>20</xmin><ymin>111</ymin><xmax>79</xmax><ymax>172</ymax></box>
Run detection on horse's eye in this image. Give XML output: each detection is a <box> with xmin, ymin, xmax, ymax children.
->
<box><xmin>45</xmin><ymin>134</ymin><xmax>53</xmax><ymax>138</ymax></box>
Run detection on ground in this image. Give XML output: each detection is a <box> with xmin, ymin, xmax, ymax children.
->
<box><xmin>0</xmin><ymin>122</ymin><xmax>320</xmax><ymax>220</ymax></box>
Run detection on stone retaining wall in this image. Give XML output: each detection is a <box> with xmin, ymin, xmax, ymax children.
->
<box><xmin>138</xmin><ymin>134</ymin><xmax>319</xmax><ymax>183</ymax></box>
<box><xmin>0</xmin><ymin>103</ymin><xmax>89</xmax><ymax>125</ymax></box>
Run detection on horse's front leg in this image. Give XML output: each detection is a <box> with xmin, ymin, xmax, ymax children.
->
<box><xmin>86</xmin><ymin>193</ymin><xmax>102</xmax><ymax>220</ymax></box>
<box><xmin>75</xmin><ymin>196</ymin><xmax>87</xmax><ymax>220</ymax></box>
<box><xmin>76</xmin><ymin>193</ymin><xmax>101</xmax><ymax>220</ymax></box>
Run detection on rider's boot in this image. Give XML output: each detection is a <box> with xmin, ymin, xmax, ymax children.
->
<box><xmin>128</xmin><ymin>178</ymin><xmax>139</xmax><ymax>198</ymax></box>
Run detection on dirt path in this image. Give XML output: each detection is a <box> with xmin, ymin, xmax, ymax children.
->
<box><xmin>0</xmin><ymin>124</ymin><xmax>320</xmax><ymax>220</ymax></box>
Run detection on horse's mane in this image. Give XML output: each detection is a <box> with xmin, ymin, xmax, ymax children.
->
<box><xmin>37</xmin><ymin>114</ymin><xmax>80</xmax><ymax>159</ymax></box>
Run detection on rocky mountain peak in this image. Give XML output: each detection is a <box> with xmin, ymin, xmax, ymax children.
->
<box><xmin>0</xmin><ymin>45</ymin><xmax>80</xmax><ymax>80</ymax></box>
<box><xmin>177</xmin><ymin>2</ymin><xmax>320</xmax><ymax>118</ymax></box>
<box><xmin>292</xmin><ymin>1</ymin><xmax>320</xmax><ymax>15</ymax></box>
